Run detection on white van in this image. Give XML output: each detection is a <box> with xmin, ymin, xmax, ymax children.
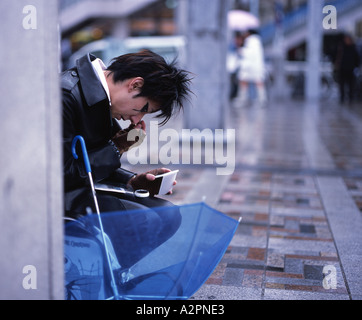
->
<box><xmin>65</xmin><ymin>35</ymin><xmax>186</xmax><ymax>69</ymax></box>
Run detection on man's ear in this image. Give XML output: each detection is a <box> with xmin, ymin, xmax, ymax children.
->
<box><xmin>129</xmin><ymin>77</ymin><xmax>144</xmax><ymax>92</ymax></box>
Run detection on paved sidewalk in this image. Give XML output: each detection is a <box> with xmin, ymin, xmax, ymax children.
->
<box><xmin>124</xmin><ymin>98</ymin><xmax>362</xmax><ymax>300</ymax></box>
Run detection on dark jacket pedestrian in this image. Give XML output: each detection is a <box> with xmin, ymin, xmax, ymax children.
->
<box><xmin>335</xmin><ymin>34</ymin><xmax>360</xmax><ymax>103</ymax></box>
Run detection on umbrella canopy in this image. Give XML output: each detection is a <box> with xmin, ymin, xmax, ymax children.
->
<box><xmin>228</xmin><ymin>10</ymin><xmax>260</xmax><ymax>31</ymax></box>
<box><xmin>64</xmin><ymin>202</ymin><xmax>240</xmax><ymax>300</ymax></box>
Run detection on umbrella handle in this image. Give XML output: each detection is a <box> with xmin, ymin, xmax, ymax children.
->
<box><xmin>72</xmin><ymin>135</ymin><xmax>91</xmax><ymax>173</ymax></box>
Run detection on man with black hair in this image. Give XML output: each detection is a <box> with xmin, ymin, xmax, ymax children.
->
<box><xmin>61</xmin><ymin>50</ymin><xmax>192</xmax><ymax>267</ymax></box>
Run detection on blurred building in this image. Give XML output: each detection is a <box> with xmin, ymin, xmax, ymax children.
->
<box><xmin>59</xmin><ymin>0</ymin><xmax>177</xmax><ymax>56</ymax></box>
<box><xmin>231</xmin><ymin>0</ymin><xmax>362</xmax><ymax>61</ymax></box>
<box><xmin>230</xmin><ymin>0</ymin><xmax>362</xmax><ymax>101</ymax></box>
<box><xmin>60</xmin><ymin>0</ymin><xmax>362</xmax><ymax>60</ymax></box>
<box><xmin>59</xmin><ymin>0</ymin><xmax>231</xmax><ymax>131</ymax></box>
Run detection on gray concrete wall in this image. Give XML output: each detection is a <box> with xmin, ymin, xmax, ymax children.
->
<box><xmin>0</xmin><ymin>1</ymin><xmax>64</xmax><ymax>299</ymax></box>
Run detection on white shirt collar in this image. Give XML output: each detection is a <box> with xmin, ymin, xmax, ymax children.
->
<box><xmin>91</xmin><ymin>58</ymin><xmax>111</xmax><ymax>105</ymax></box>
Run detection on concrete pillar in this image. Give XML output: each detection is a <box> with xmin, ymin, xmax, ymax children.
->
<box><xmin>178</xmin><ymin>0</ymin><xmax>230</xmax><ymax>130</ymax></box>
<box><xmin>272</xmin><ymin>27</ymin><xmax>287</xmax><ymax>101</ymax></box>
<box><xmin>110</xmin><ymin>18</ymin><xmax>130</xmax><ymax>39</ymax></box>
<box><xmin>249</xmin><ymin>0</ymin><xmax>259</xmax><ymax>19</ymax></box>
<box><xmin>306</xmin><ymin>0</ymin><xmax>323</xmax><ymax>102</ymax></box>
<box><xmin>0</xmin><ymin>0</ymin><xmax>64</xmax><ymax>299</ymax></box>
<box><xmin>271</xmin><ymin>2</ymin><xmax>287</xmax><ymax>101</ymax></box>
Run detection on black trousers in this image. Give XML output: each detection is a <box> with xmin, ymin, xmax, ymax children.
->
<box><xmin>339</xmin><ymin>71</ymin><xmax>355</xmax><ymax>103</ymax></box>
<box><xmin>65</xmin><ymin>188</ymin><xmax>182</xmax><ymax>268</ymax></box>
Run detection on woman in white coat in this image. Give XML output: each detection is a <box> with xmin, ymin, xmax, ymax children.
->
<box><xmin>236</xmin><ymin>30</ymin><xmax>267</xmax><ymax>107</ymax></box>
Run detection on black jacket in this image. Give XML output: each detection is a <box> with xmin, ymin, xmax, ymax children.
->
<box><xmin>61</xmin><ymin>54</ymin><xmax>135</xmax><ymax>214</ymax></box>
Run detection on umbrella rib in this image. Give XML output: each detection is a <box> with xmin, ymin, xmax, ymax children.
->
<box><xmin>165</xmin><ymin>203</ymin><xmax>205</xmax><ymax>299</ymax></box>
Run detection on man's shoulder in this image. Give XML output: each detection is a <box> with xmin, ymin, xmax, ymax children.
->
<box><xmin>60</xmin><ymin>69</ymin><xmax>80</xmax><ymax>92</ymax></box>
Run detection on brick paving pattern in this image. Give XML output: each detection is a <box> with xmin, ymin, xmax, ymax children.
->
<box><xmin>190</xmin><ymin>101</ymin><xmax>362</xmax><ymax>300</ymax></box>
<box><xmin>124</xmin><ymin>100</ymin><xmax>362</xmax><ymax>300</ymax></box>
<box><xmin>199</xmin><ymin>171</ymin><xmax>349</xmax><ymax>299</ymax></box>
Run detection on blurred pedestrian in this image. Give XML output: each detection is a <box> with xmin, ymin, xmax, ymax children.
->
<box><xmin>228</xmin><ymin>31</ymin><xmax>244</xmax><ymax>99</ymax></box>
<box><xmin>334</xmin><ymin>34</ymin><xmax>360</xmax><ymax>104</ymax></box>
<box><xmin>235</xmin><ymin>29</ymin><xmax>267</xmax><ymax>107</ymax></box>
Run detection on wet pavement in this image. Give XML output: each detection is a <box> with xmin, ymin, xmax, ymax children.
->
<box><xmin>123</xmin><ymin>98</ymin><xmax>362</xmax><ymax>300</ymax></box>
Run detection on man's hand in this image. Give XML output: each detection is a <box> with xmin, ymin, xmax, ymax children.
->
<box><xmin>129</xmin><ymin>168</ymin><xmax>177</xmax><ymax>196</ymax></box>
<box><xmin>111</xmin><ymin>121</ymin><xmax>146</xmax><ymax>154</ymax></box>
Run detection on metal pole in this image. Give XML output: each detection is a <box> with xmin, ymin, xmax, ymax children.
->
<box><xmin>250</xmin><ymin>0</ymin><xmax>259</xmax><ymax>18</ymax></box>
<box><xmin>272</xmin><ymin>2</ymin><xmax>287</xmax><ymax>101</ymax></box>
<box><xmin>306</xmin><ymin>0</ymin><xmax>323</xmax><ymax>102</ymax></box>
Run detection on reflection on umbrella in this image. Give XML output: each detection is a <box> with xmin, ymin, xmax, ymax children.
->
<box><xmin>228</xmin><ymin>10</ymin><xmax>260</xmax><ymax>31</ymax></box>
<box><xmin>64</xmin><ymin>202</ymin><xmax>240</xmax><ymax>300</ymax></box>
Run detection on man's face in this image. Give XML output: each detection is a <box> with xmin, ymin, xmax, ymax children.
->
<box><xmin>106</xmin><ymin>74</ymin><xmax>159</xmax><ymax>124</ymax></box>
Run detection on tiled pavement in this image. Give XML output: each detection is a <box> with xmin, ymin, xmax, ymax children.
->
<box><xmin>193</xmin><ymin>171</ymin><xmax>350</xmax><ymax>300</ymax></box>
<box><xmin>123</xmin><ymin>99</ymin><xmax>362</xmax><ymax>300</ymax></box>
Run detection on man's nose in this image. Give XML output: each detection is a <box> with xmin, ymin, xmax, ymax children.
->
<box><xmin>130</xmin><ymin>114</ymin><xmax>144</xmax><ymax>125</ymax></box>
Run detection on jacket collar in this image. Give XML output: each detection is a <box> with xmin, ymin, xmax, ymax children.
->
<box><xmin>76</xmin><ymin>53</ymin><xmax>108</xmax><ymax>107</ymax></box>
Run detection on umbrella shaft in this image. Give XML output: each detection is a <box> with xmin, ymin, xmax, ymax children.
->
<box><xmin>88</xmin><ymin>172</ymin><xmax>120</xmax><ymax>300</ymax></box>
<box><xmin>88</xmin><ymin>173</ymin><xmax>100</xmax><ymax>214</ymax></box>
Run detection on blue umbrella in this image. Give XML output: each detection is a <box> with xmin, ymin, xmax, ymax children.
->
<box><xmin>65</xmin><ymin>202</ymin><xmax>240</xmax><ymax>300</ymax></box>
<box><xmin>64</xmin><ymin>136</ymin><xmax>240</xmax><ymax>300</ymax></box>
